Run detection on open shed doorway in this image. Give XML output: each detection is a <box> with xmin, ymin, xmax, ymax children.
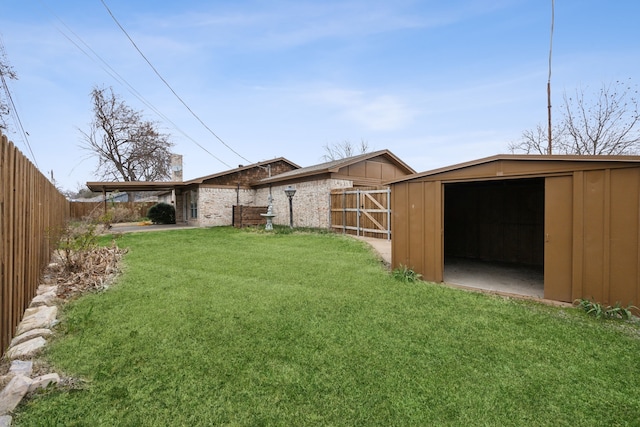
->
<box><xmin>443</xmin><ymin>178</ymin><xmax>545</xmax><ymax>298</ymax></box>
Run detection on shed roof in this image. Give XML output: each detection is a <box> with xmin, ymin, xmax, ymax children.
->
<box><xmin>258</xmin><ymin>149</ymin><xmax>415</xmax><ymax>185</ymax></box>
<box><xmin>387</xmin><ymin>154</ymin><xmax>640</xmax><ymax>185</ymax></box>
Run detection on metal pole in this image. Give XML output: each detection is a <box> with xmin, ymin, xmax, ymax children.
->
<box><xmin>356</xmin><ymin>190</ymin><xmax>361</xmax><ymax>237</ymax></box>
<box><xmin>288</xmin><ymin>196</ymin><xmax>293</xmax><ymax>228</ymax></box>
<box><xmin>386</xmin><ymin>187</ymin><xmax>391</xmax><ymax>241</ymax></box>
<box><xmin>547</xmin><ymin>0</ymin><xmax>555</xmax><ymax>154</ymax></box>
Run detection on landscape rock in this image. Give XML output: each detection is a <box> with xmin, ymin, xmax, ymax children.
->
<box><xmin>30</xmin><ymin>290</ymin><xmax>59</xmax><ymax>307</ymax></box>
<box><xmin>37</xmin><ymin>284</ymin><xmax>57</xmax><ymax>295</ymax></box>
<box><xmin>8</xmin><ymin>361</ymin><xmax>33</xmax><ymax>378</ymax></box>
<box><xmin>10</xmin><ymin>328</ymin><xmax>52</xmax><ymax>348</ymax></box>
<box><xmin>6</xmin><ymin>337</ymin><xmax>47</xmax><ymax>360</ymax></box>
<box><xmin>15</xmin><ymin>306</ymin><xmax>57</xmax><ymax>336</ymax></box>
<box><xmin>0</xmin><ymin>415</ymin><xmax>12</xmax><ymax>427</ymax></box>
<box><xmin>0</xmin><ymin>375</ymin><xmax>32</xmax><ymax>415</ymax></box>
<box><xmin>28</xmin><ymin>373</ymin><xmax>60</xmax><ymax>392</ymax></box>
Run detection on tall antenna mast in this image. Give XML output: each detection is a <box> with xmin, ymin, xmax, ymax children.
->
<box><xmin>547</xmin><ymin>0</ymin><xmax>555</xmax><ymax>154</ymax></box>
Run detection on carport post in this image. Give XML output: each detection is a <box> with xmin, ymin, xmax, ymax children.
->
<box><xmin>102</xmin><ymin>187</ymin><xmax>107</xmax><ymax>216</ymax></box>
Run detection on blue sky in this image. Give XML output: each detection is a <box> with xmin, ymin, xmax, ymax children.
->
<box><xmin>2</xmin><ymin>0</ymin><xmax>639</xmax><ymax>191</ymax></box>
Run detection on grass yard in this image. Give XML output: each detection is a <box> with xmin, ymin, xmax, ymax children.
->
<box><xmin>13</xmin><ymin>227</ymin><xmax>640</xmax><ymax>426</ymax></box>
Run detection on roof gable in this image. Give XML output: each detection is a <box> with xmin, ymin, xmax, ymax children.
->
<box><xmin>186</xmin><ymin>157</ymin><xmax>300</xmax><ymax>185</ymax></box>
<box><xmin>258</xmin><ymin>149</ymin><xmax>415</xmax><ymax>185</ymax></box>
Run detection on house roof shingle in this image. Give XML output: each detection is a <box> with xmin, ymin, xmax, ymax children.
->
<box><xmin>257</xmin><ymin>149</ymin><xmax>415</xmax><ymax>185</ymax></box>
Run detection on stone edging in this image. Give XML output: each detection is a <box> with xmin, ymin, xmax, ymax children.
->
<box><xmin>0</xmin><ymin>281</ymin><xmax>62</xmax><ymax>426</ymax></box>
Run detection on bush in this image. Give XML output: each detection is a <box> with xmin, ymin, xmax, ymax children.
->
<box><xmin>392</xmin><ymin>264</ymin><xmax>422</xmax><ymax>283</ymax></box>
<box><xmin>147</xmin><ymin>203</ymin><xmax>176</xmax><ymax>224</ymax></box>
<box><xmin>52</xmin><ymin>221</ymin><xmax>99</xmax><ymax>272</ymax></box>
<box><xmin>84</xmin><ymin>204</ymin><xmax>149</xmax><ymax>224</ymax></box>
<box><xmin>575</xmin><ymin>298</ymin><xmax>637</xmax><ymax>320</ymax></box>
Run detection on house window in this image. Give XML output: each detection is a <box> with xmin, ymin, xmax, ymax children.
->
<box><xmin>190</xmin><ymin>190</ymin><xmax>198</xmax><ymax>219</ymax></box>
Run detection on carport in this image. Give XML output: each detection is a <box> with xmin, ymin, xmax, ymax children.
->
<box><xmin>389</xmin><ymin>155</ymin><xmax>640</xmax><ymax>307</ymax></box>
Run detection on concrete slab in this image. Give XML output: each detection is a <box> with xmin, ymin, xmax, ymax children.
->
<box><xmin>352</xmin><ymin>237</ymin><xmax>552</xmax><ymax>302</ymax></box>
<box><xmin>444</xmin><ymin>257</ymin><xmax>544</xmax><ymax>299</ymax></box>
<box><xmin>353</xmin><ymin>236</ymin><xmax>391</xmax><ymax>266</ymax></box>
<box><xmin>107</xmin><ymin>222</ymin><xmax>197</xmax><ymax>234</ymax></box>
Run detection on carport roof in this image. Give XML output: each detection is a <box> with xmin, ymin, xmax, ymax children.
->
<box><xmin>86</xmin><ymin>181</ymin><xmax>184</xmax><ymax>192</ymax></box>
<box><xmin>86</xmin><ymin>157</ymin><xmax>299</xmax><ymax>192</ymax></box>
<box><xmin>386</xmin><ymin>154</ymin><xmax>640</xmax><ymax>184</ymax></box>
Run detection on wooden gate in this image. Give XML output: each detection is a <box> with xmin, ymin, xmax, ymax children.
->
<box><xmin>330</xmin><ymin>187</ymin><xmax>391</xmax><ymax>239</ymax></box>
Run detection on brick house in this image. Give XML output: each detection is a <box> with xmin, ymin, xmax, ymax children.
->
<box><xmin>87</xmin><ymin>149</ymin><xmax>414</xmax><ymax>230</ymax></box>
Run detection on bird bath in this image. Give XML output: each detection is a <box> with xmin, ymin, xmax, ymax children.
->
<box><xmin>261</xmin><ymin>205</ymin><xmax>276</xmax><ymax>230</ymax></box>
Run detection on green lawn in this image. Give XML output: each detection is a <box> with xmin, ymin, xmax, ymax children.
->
<box><xmin>14</xmin><ymin>227</ymin><xmax>640</xmax><ymax>426</ymax></box>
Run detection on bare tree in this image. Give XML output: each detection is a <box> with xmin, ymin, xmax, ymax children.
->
<box><xmin>0</xmin><ymin>45</ymin><xmax>18</xmax><ymax>131</ymax></box>
<box><xmin>80</xmin><ymin>86</ymin><xmax>174</xmax><ymax>182</ymax></box>
<box><xmin>321</xmin><ymin>139</ymin><xmax>371</xmax><ymax>161</ymax></box>
<box><xmin>508</xmin><ymin>124</ymin><xmax>564</xmax><ymax>155</ymax></box>
<box><xmin>511</xmin><ymin>79</ymin><xmax>640</xmax><ymax>155</ymax></box>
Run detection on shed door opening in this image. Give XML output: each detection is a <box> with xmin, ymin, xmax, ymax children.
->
<box><xmin>443</xmin><ymin>178</ymin><xmax>545</xmax><ymax>297</ymax></box>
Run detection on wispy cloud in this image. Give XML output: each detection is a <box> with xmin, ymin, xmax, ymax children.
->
<box><xmin>308</xmin><ymin>87</ymin><xmax>418</xmax><ymax>131</ymax></box>
<box><xmin>137</xmin><ymin>0</ymin><xmax>506</xmax><ymax>51</ymax></box>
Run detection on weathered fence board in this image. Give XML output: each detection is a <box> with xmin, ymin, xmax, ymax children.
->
<box><xmin>329</xmin><ymin>187</ymin><xmax>391</xmax><ymax>239</ymax></box>
<box><xmin>232</xmin><ymin>205</ymin><xmax>268</xmax><ymax>228</ymax></box>
<box><xmin>1</xmin><ymin>132</ymin><xmax>69</xmax><ymax>355</ymax></box>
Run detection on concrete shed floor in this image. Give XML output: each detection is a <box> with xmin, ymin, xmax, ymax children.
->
<box><xmin>355</xmin><ymin>237</ymin><xmax>546</xmax><ymax>299</ymax></box>
<box><xmin>444</xmin><ymin>257</ymin><xmax>544</xmax><ymax>299</ymax></box>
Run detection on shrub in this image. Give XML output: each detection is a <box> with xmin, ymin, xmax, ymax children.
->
<box><xmin>392</xmin><ymin>264</ymin><xmax>422</xmax><ymax>283</ymax></box>
<box><xmin>52</xmin><ymin>221</ymin><xmax>99</xmax><ymax>272</ymax></box>
<box><xmin>85</xmin><ymin>204</ymin><xmax>146</xmax><ymax>224</ymax></box>
<box><xmin>147</xmin><ymin>203</ymin><xmax>176</xmax><ymax>224</ymax></box>
<box><xmin>575</xmin><ymin>298</ymin><xmax>638</xmax><ymax>321</ymax></box>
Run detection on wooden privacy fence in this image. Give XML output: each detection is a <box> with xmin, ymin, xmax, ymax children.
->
<box><xmin>232</xmin><ymin>205</ymin><xmax>268</xmax><ymax>228</ymax></box>
<box><xmin>69</xmin><ymin>201</ymin><xmax>156</xmax><ymax>221</ymax></box>
<box><xmin>330</xmin><ymin>187</ymin><xmax>391</xmax><ymax>239</ymax></box>
<box><xmin>1</xmin><ymin>132</ymin><xmax>69</xmax><ymax>355</ymax></box>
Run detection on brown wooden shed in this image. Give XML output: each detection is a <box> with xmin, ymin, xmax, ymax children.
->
<box><xmin>389</xmin><ymin>155</ymin><xmax>640</xmax><ymax>307</ymax></box>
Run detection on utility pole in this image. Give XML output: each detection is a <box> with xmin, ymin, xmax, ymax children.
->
<box><xmin>547</xmin><ymin>0</ymin><xmax>555</xmax><ymax>154</ymax></box>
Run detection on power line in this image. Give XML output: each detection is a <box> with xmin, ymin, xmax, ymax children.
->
<box><xmin>0</xmin><ymin>35</ymin><xmax>39</xmax><ymax>168</ymax></box>
<box><xmin>37</xmin><ymin>0</ymin><xmax>232</xmax><ymax>169</ymax></box>
<box><xmin>99</xmin><ymin>0</ymin><xmax>253</xmax><ymax>165</ymax></box>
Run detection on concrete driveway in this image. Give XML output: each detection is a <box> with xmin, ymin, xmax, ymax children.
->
<box><xmin>106</xmin><ymin>222</ymin><xmax>196</xmax><ymax>234</ymax></box>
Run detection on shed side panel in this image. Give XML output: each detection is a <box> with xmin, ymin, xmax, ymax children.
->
<box><xmin>544</xmin><ymin>176</ymin><xmax>573</xmax><ymax>302</ymax></box>
<box><xmin>423</xmin><ymin>181</ymin><xmax>441</xmax><ymax>281</ymax></box>
<box><xmin>583</xmin><ymin>170</ymin><xmax>606</xmax><ymax>302</ymax></box>
<box><xmin>391</xmin><ymin>183</ymin><xmax>410</xmax><ymax>268</ymax></box>
<box><xmin>609</xmin><ymin>168</ymin><xmax>640</xmax><ymax>307</ymax></box>
<box><xmin>408</xmin><ymin>182</ymin><xmax>426</xmax><ymax>276</ymax></box>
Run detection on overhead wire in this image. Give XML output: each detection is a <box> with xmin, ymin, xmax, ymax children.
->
<box><xmin>99</xmin><ymin>0</ymin><xmax>253</xmax><ymax>165</ymax></box>
<box><xmin>37</xmin><ymin>0</ymin><xmax>232</xmax><ymax>169</ymax></box>
<box><xmin>0</xmin><ymin>35</ymin><xmax>39</xmax><ymax>168</ymax></box>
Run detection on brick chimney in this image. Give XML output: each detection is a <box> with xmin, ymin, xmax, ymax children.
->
<box><xmin>171</xmin><ymin>154</ymin><xmax>183</xmax><ymax>181</ymax></box>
